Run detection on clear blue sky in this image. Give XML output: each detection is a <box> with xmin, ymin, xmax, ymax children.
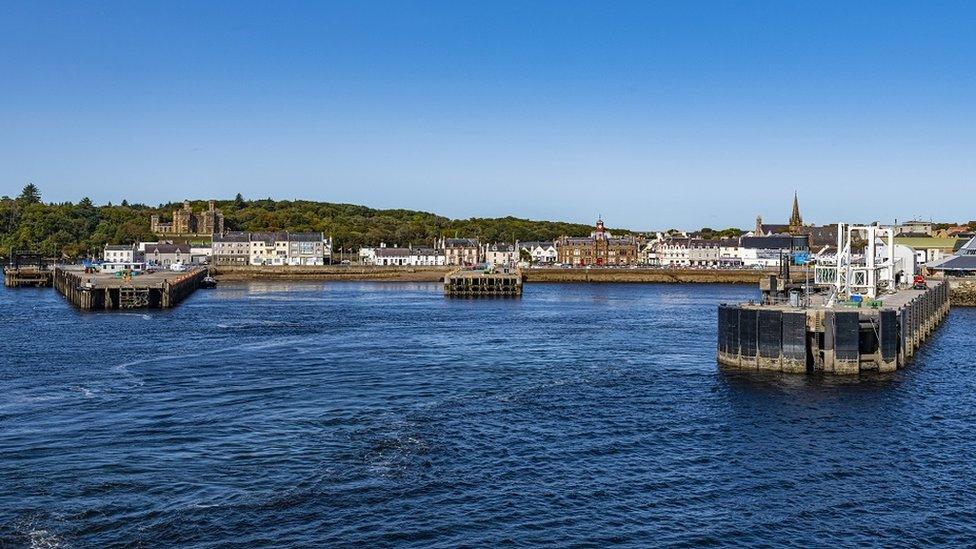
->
<box><xmin>2</xmin><ymin>1</ymin><xmax>973</xmax><ymax>229</ymax></box>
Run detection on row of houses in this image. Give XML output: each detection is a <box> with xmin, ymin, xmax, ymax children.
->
<box><xmin>359</xmin><ymin>240</ymin><xmax>559</xmax><ymax>267</ymax></box>
<box><xmin>354</xmin><ymin>224</ymin><xmax>808</xmax><ymax>269</ymax></box>
<box><xmin>211</xmin><ymin>232</ymin><xmax>332</xmax><ymax>266</ymax></box>
<box><xmin>103</xmin><ymin>232</ymin><xmax>333</xmax><ymax>267</ymax></box>
<box><xmin>104</xmin><ymin>242</ymin><xmax>211</xmax><ymax>268</ymax></box>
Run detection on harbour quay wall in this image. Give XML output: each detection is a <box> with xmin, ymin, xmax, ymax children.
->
<box><xmin>53</xmin><ymin>266</ymin><xmax>207</xmax><ymax>310</ymax></box>
<box><xmin>523</xmin><ymin>268</ymin><xmax>772</xmax><ymax>284</ymax></box>
<box><xmin>210</xmin><ymin>266</ymin><xmax>796</xmax><ymax>284</ymax></box>
<box><xmin>211</xmin><ymin>265</ymin><xmax>453</xmax><ymax>282</ymax></box>
<box><xmin>717</xmin><ymin>281</ymin><xmax>950</xmax><ymax>375</ymax></box>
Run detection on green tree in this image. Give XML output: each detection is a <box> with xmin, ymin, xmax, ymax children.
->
<box><xmin>17</xmin><ymin>183</ymin><xmax>41</xmax><ymax>205</ymax></box>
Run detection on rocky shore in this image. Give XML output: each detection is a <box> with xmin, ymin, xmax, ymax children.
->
<box><xmin>948</xmin><ymin>279</ymin><xmax>976</xmax><ymax>307</ymax></box>
<box><xmin>522</xmin><ymin>268</ymin><xmax>766</xmax><ymax>284</ymax></box>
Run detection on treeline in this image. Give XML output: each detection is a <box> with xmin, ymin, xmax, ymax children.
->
<box><xmin>0</xmin><ymin>185</ymin><xmax>610</xmax><ymax>258</ymax></box>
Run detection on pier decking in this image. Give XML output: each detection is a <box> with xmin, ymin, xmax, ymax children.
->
<box><xmin>4</xmin><ymin>254</ymin><xmax>54</xmax><ymax>287</ymax></box>
<box><xmin>53</xmin><ymin>266</ymin><xmax>208</xmax><ymax>310</ymax></box>
<box><xmin>444</xmin><ymin>267</ymin><xmax>523</xmax><ymax>297</ymax></box>
<box><xmin>717</xmin><ymin>281</ymin><xmax>949</xmax><ymax>374</ymax></box>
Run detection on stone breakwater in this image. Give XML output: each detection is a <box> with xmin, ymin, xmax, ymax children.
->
<box><xmin>522</xmin><ymin>268</ymin><xmax>768</xmax><ymax>284</ymax></box>
<box><xmin>211</xmin><ymin>265</ymin><xmax>452</xmax><ymax>282</ymax></box>
<box><xmin>948</xmin><ymin>279</ymin><xmax>976</xmax><ymax>307</ymax></box>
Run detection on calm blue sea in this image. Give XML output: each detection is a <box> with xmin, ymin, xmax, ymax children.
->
<box><xmin>2</xmin><ymin>281</ymin><xmax>975</xmax><ymax>547</ymax></box>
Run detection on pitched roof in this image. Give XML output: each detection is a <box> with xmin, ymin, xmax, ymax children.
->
<box><xmin>288</xmin><ymin>232</ymin><xmax>323</xmax><ymax>242</ymax></box>
<box><xmin>145</xmin><ymin>244</ymin><xmax>190</xmax><ymax>254</ymax></box>
<box><xmin>893</xmin><ymin>237</ymin><xmax>962</xmax><ymax>250</ymax></box>
<box><xmin>487</xmin><ymin>243</ymin><xmax>515</xmax><ymax>252</ymax></box>
<box><xmin>444</xmin><ymin>238</ymin><xmax>480</xmax><ymax>247</ymax></box>
<box><xmin>375</xmin><ymin>247</ymin><xmax>411</xmax><ymax>257</ymax></box>
<box><xmin>213</xmin><ymin>232</ymin><xmax>250</xmax><ymax>242</ymax></box>
<box><xmin>519</xmin><ymin>241</ymin><xmax>555</xmax><ymax>249</ymax></box>
<box><xmin>927</xmin><ymin>255</ymin><xmax>976</xmax><ymax>271</ymax></box>
<box><xmin>250</xmin><ymin>232</ymin><xmax>288</xmax><ymax>244</ymax></box>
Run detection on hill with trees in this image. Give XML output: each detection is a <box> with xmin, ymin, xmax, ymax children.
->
<box><xmin>0</xmin><ymin>185</ymin><xmax>618</xmax><ymax>258</ymax></box>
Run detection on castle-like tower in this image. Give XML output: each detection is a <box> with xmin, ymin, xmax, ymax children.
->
<box><xmin>150</xmin><ymin>200</ymin><xmax>224</xmax><ymax>235</ymax></box>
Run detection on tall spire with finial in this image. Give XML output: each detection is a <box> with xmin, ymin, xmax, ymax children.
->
<box><xmin>789</xmin><ymin>191</ymin><xmax>803</xmax><ymax>231</ymax></box>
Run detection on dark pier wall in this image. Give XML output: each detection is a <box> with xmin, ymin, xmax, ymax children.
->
<box><xmin>717</xmin><ymin>281</ymin><xmax>949</xmax><ymax>375</ymax></box>
<box><xmin>444</xmin><ymin>271</ymin><xmax>523</xmax><ymax>297</ymax></box>
<box><xmin>53</xmin><ymin>268</ymin><xmax>206</xmax><ymax>311</ymax></box>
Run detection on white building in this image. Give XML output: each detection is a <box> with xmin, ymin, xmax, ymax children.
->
<box><xmin>439</xmin><ymin>237</ymin><xmax>482</xmax><ymax>266</ymax></box>
<box><xmin>657</xmin><ymin>239</ymin><xmax>691</xmax><ymax>267</ymax></box>
<box><xmin>249</xmin><ymin>232</ymin><xmax>289</xmax><ymax>265</ymax></box>
<box><xmin>638</xmin><ymin>243</ymin><xmax>660</xmax><ymax>266</ymax></box>
<box><xmin>240</xmin><ymin>232</ymin><xmax>330</xmax><ymax>266</ymax></box>
<box><xmin>103</xmin><ymin>244</ymin><xmax>138</xmax><ymax>263</ymax></box>
<box><xmin>519</xmin><ymin>241</ymin><xmax>558</xmax><ymax>265</ymax></box>
<box><xmin>286</xmin><ymin>233</ymin><xmax>328</xmax><ymax>266</ymax></box>
<box><xmin>410</xmin><ymin>248</ymin><xmax>446</xmax><ymax>266</ymax></box>
<box><xmin>190</xmin><ymin>245</ymin><xmax>212</xmax><ymax>264</ymax></box>
<box><xmin>485</xmin><ymin>243</ymin><xmax>518</xmax><ymax>267</ymax></box>
<box><xmin>365</xmin><ymin>245</ymin><xmax>446</xmax><ymax>266</ymax></box>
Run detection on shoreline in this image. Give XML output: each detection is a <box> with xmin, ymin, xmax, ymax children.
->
<box><xmin>210</xmin><ymin>265</ymin><xmax>773</xmax><ymax>284</ymax></box>
<box><xmin>209</xmin><ymin>266</ymin><xmax>976</xmax><ymax>306</ymax></box>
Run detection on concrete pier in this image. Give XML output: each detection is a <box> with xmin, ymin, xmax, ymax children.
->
<box><xmin>53</xmin><ymin>266</ymin><xmax>207</xmax><ymax>310</ymax></box>
<box><xmin>4</xmin><ymin>267</ymin><xmax>53</xmax><ymax>287</ymax></box>
<box><xmin>4</xmin><ymin>254</ymin><xmax>53</xmax><ymax>287</ymax></box>
<box><xmin>444</xmin><ymin>267</ymin><xmax>522</xmax><ymax>297</ymax></box>
<box><xmin>718</xmin><ymin>281</ymin><xmax>949</xmax><ymax>374</ymax></box>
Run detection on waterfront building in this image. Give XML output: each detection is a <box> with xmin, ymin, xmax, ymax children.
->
<box><xmin>556</xmin><ymin>219</ymin><xmax>638</xmax><ymax>266</ymax></box>
<box><xmin>410</xmin><ymin>247</ymin><xmax>446</xmax><ymax>266</ymax></box>
<box><xmin>893</xmin><ymin>236</ymin><xmax>965</xmax><ymax>266</ymax></box>
<box><xmin>103</xmin><ymin>244</ymin><xmax>140</xmax><ymax>263</ymax></box>
<box><xmin>189</xmin><ymin>245</ymin><xmax>212</xmax><ymax>264</ymax></box>
<box><xmin>286</xmin><ymin>233</ymin><xmax>328</xmax><ymax>266</ymax></box>
<box><xmin>248</xmin><ymin>232</ymin><xmax>289</xmax><ymax>266</ymax></box>
<box><xmin>439</xmin><ymin>238</ymin><xmax>482</xmax><ymax>266</ymax></box>
<box><xmin>687</xmin><ymin>239</ymin><xmax>722</xmax><ymax>267</ymax></box>
<box><xmin>373</xmin><ymin>247</ymin><xmax>412</xmax><ymax>266</ymax></box>
<box><xmin>151</xmin><ymin>200</ymin><xmax>225</xmax><ymax>236</ymax></box>
<box><xmin>638</xmin><ymin>243</ymin><xmax>660</xmax><ymax>266</ymax></box>
<box><xmin>144</xmin><ymin>243</ymin><xmax>190</xmax><ymax>267</ymax></box>
<box><xmin>518</xmin><ymin>241</ymin><xmax>558</xmax><ymax>265</ymax></box>
<box><xmin>362</xmin><ymin>245</ymin><xmax>446</xmax><ymax>266</ymax></box>
<box><xmin>656</xmin><ymin>238</ymin><xmax>691</xmax><ymax>267</ymax></box>
<box><xmin>739</xmin><ymin>234</ymin><xmax>809</xmax><ymax>268</ymax></box>
<box><xmin>655</xmin><ymin>238</ymin><xmax>729</xmax><ymax>268</ymax></box>
<box><xmin>484</xmin><ymin>243</ymin><xmax>518</xmax><ymax>267</ymax></box>
<box><xmin>212</xmin><ymin>232</ymin><xmax>250</xmax><ymax>266</ymax></box>
<box><xmin>927</xmin><ymin>236</ymin><xmax>976</xmax><ymax>276</ymax></box>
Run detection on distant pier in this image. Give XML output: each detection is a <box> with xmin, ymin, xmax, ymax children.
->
<box><xmin>4</xmin><ymin>254</ymin><xmax>54</xmax><ymax>288</ymax></box>
<box><xmin>444</xmin><ymin>267</ymin><xmax>522</xmax><ymax>297</ymax></box>
<box><xmin>53</xmin><ymin>266</ymin><xmax>207</xmax><ymax>310</ymax></box>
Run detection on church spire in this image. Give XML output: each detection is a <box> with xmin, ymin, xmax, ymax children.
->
<box><xmin>789</xmin><ymin>191</ymin><xmax>803</xmax><ymax>231</ymax></box>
